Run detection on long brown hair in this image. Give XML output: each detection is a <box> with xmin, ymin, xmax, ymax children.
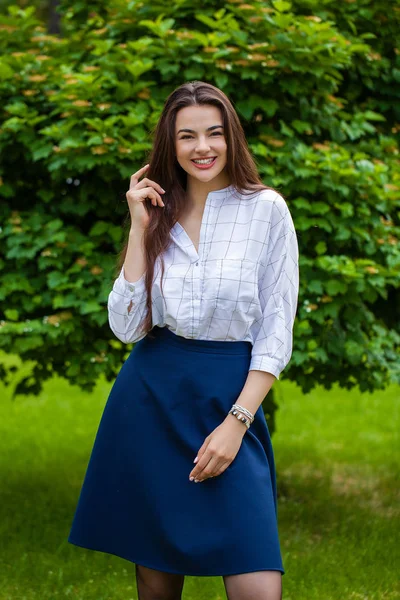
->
<box><xmin>117</xmin><ymin>80</ymin><xmax>279</xmax><ymax>340</ymax></box>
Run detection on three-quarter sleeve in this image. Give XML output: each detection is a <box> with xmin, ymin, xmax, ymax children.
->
<box><xmin>249</xmin><ymin>195</ymin><xmax>299</xmax><ymax>380</ymax></box>
<box><xmin>107</xmin><ymin>267</ymin><xmax>148</xmax><ymax>344</ymax></box>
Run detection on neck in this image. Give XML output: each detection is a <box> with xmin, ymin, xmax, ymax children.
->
<box><xmin>185</xmin><ymin>175</ymin><xmax>231</xmax><ymax>213</ymax></box>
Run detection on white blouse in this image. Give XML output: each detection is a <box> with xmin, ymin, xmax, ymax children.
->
<box><xmin>107</xmin><ymin>184</ymin><xmax>299</xmax><ymax>380</ymax></box>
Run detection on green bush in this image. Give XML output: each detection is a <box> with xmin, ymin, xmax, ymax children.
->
<box><xmin>0</xmin><ymin>0</ymin><xmax>399</xmax><ymax>398</ymax></box>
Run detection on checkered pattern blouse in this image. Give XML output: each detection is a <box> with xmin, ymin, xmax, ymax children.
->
<box><xmin>108</xmin><ymin>184</ymin><xmax>299</xmax><ymax>380</ymax></box>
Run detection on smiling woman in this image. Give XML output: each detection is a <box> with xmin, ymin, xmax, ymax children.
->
<box><xmin>174</xmin><ymin>104</ymin><xmax>231</xmax><ymax>231</ymax></box>
<box><xmin>175</xmin><ymin>105</ymin><xmax>230</xmax><ymax>202</ymax></box>
<box><xmin>176</xmin><ymin>114</ymin><xmax>227</xmax><ymax>176</ymax></box>
<box><xmin>68</xmin><ymin>81</ymin><xmax>299</xmax><ymax>600</ymax></box>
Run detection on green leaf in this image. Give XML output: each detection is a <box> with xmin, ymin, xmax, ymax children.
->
<box><xmin>125</xmin><ymin>58</ymin><xmax>154</xmax><ymax>78</ymax></box>
<box><xmin>4</xmin><ymin>101</ymin><xmax>28</xmax><ymax>116</ymax></box>
<box><xmin>32</xmin><ymin>144</ymin><xmax>54</xmax><ymax>161</ymax></box>
<box><xmin>4</xmin><ymin>309</ymin><xmax>19</xmax><ymax>321</ymax></box>
<box><xmin>272</xmin><ymin>0</ymin><xmax>292</xmax><ymax>12</ymax></box>
<box><xmin>184</xmin><ymin>66</ymin><xmax>205</xmax><ymax>80</ymax></box>
<box><xmin>195</xmin><ymin>13</ymin><xmax>219</xmax><ymax>29</ymax></box>
<box><xmin>109</xmin><ymin>226</ymin><xmax>123</xmax><ymax>243</ymax></box>
<box><xmin>292</xmin><ymin>119</ymin><xmax>312</xmax><ymax>134</ymax></box>
<box><xmin>315</xmin><ymin>241</ymin><xmax>327</xmax><ymax>255</ymax></box>
<box><xmin>363</xmin><ymin>110</ymin><xmax>386</xmax><ymax>122</ymax></box>
<box><xmin>214</xmin><ymin>73</ymin><xmax>228</xmax><ymax>89</ymax></box>
<box><xmin>313</xmin><ymin>202</ymin><xmax>330</xmax><ymax>215</ymax></box>
<box><xmin>308</xmin><ymin>280</ymin><xmax>323</xmax><ymax>293</ymax></box>
<box><xmin>307</xmin><ymin>339</ymin><xmax>318</xmax><ymax>351</ymax></box>
<box><xmin>326</xmin><ymin>280</ymin><xmax>348</xmax><ymax>295</ymax></box>
<box><xmin>66</xmin><ymin>363</ymin><xmax>80</xmax><ymax>377</ymax></box>
<box><xmin>80</xmin><ymin>301</ymin><xmax>103</xmax><ymax>315</ymax></box>
<box><xmin>345</xmin><ymin>340</ymin><xmax>364</xmax><ymax>363</ymax></box>
<box><xmin>115</xmin><ymin>82</ymin><xmax>133</xmax><ymax>103</ymax></box>
<box><xmin>47</xmin><ymin>272</ymin><xmax>69</xmax><ymax>289</ymax></box>
<box><xmin>273</xmin><ymin>13</ymin><xmax>292</xmax><ymax>28</ymax></box>
<box><xmin>0</xmin><ymin>60</ymin><xmax>14</xmax><ymax>80</ymax></box>
<box><xmin>89</xmin><ymin>221</ymin><xmax>109</xmax><ymax>237</ymax></box>
<box><xmin>15</xmin><ymin>335</ymin><xmax>43</xmax><ymax>352</ymax></box>
<box><xmin>297</xmin><ymin>319</ymin><xmax>311</xmax><ymax>332</ymax></box>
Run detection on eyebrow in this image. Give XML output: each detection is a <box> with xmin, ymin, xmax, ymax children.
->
<box><xmin>177</xmin><ymin>125</ymin><xmax>224</xmax><ymax>134</ymax></box>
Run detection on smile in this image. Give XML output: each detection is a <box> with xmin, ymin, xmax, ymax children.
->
<box><xmin>191</xmin><ymin>157</ymin><xmax>217</xmax><ymax>169</ymax></box>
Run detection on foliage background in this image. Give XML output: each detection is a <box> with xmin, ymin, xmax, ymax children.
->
<box><xmin>0</xmin><ymin>0</ymin><xmax>399</xmax><ymax>404</ymax></box>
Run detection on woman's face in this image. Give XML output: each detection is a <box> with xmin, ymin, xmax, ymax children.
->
<box><xmin>175</xmin><ymin>104</ymin><xmax>228</xmax><ymax>186</ymax></box>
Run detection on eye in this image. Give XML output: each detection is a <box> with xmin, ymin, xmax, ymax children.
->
<box><xmin>179</xmin><ymin>131</ymin><xmax>223</xmax><ymax>140</ymax></box>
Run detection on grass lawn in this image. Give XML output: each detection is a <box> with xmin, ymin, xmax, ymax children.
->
<box><xmin>0</xmin><ymin>355</ymin><xmax>399</xmax><ymax>600</ymax></box>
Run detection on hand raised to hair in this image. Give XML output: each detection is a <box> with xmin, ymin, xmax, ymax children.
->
<box><xmin>126</xmin><ymin>164</ymin><xmax>165</xmax><ymax>230</ymax></box>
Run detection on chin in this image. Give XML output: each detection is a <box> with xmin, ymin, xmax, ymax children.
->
<box><xmin>189</xmin><ymin>165</ymin><xmax>227</xmax><ymax>181</ymax></box>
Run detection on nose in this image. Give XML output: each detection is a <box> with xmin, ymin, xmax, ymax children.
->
<box><xmin>195</xmin><ymin>136</ymin><xmax>211</xmax><ymax>153</ymax></box>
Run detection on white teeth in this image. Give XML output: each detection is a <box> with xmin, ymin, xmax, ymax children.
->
<box><xmin>193</xmin><ymin>158</ymin><xmax>215</xmax><ymax>164</ymax></box>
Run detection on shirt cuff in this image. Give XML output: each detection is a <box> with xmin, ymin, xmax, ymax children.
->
<box><xmin>112</xmin><ymin>267</ymin><xmax>147</xmax><ymax>301</ymax></box>
<box><xmin>248</xmin><ymin>355</ymin><xmax>283</xmax><ymax>380</ymax></box>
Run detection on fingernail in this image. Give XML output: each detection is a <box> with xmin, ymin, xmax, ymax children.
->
<box><xmin>194</xmin><ymin>457</ymin><xmax>198</xmax><ymax>463</ymax></box>
<box><xmin>161</xmin><ymin>188</ymin><xmax>166</xmax><ymax>193</ymax></box>
<box><xmin>189</xmin><ymin>477</ymin><xmax>194</xmax><ymax>481</ymax></box>
<box><xmin>194</xmin><ymin>479</ymin><xmax>199</xmax><ymax>483</ymax></box>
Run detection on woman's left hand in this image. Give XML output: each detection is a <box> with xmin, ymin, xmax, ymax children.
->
<box><xmin>189</xmin><ymin>416</ymin><xmax>246</xmax><ymax>483</ymax></box>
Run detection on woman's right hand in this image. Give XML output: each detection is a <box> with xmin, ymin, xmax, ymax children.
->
<box><xmin>126</xmin><ymin>164</ymin><xmax>165</xmax><ymax>230</ymax></box>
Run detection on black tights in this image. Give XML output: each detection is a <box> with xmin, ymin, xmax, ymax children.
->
<box><xmin>135</xmin><ymin>564</ymin><xmax>282</xmax><ymax>600</ymax></box>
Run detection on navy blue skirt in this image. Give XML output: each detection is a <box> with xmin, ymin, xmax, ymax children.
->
<box><xmin>68</xmin><ymin>325</ymin><xmax>285</xmax><ymax>576</ymax></box>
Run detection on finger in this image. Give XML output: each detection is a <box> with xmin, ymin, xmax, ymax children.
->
<box><xmin>135</xmin><ymin>177</ymin><xmax>165</xmax><ymax>196</ymax></box>
<box><xmin>129</xmin><ymin>164</ymin><xmax>150</xmax><ymax>188</ymax></box>
<box><xmin>189</xmin><ymin>454</ymin><xmax>210</xmax><ymax>480</ymax></box>
<box><xmin>203</xmin><ymin>457</ymin><xmax>233</xmax><ymax>481</ymax></box>
<box><xmin>194</xmin><ymin>456</ymin><xmax>220</xmax><ymax>482</ymax></box>
<box><xmin>192</xmin><ymin>437</ymin><xmax>210</xmax><ymax>468</ymax></box>
<box><xmin>190</xmin><ymin>452</ymin><xmax>214</xmax><ymax>481</ymax></box>
<box><xmin>197</xmin><ymin>459</ymin><xmax>230</xmax><ymax>482</ymax></box>
<box><xmin>127</xmin><ymin>187</ymin><xmax>164</xmax><ymax>207</ymax></box>
<box><xmin>213</xmin><ymin>460</ymin><xmax>232</xmax><ymax>477</ymax></box>
<box><xmin>141</xmin><ymin>187</ymin><xmax>164</xmax><ymax>207</ymax></box>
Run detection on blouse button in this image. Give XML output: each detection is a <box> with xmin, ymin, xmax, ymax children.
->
<box><xmin>195</xmin><ymin>262</ymin><xmax>199</xmax><ymax>267</ymax></box>
<box><xmin>128</xmin><ymin>285</ymin><xmax>135</xmax><ymax>292</ymax></box>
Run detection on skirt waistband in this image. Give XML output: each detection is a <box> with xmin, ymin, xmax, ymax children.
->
<box><xmin>147</xmin><ymin>325</ymin><xmax>252</xmax><ymax>356</ymax></box>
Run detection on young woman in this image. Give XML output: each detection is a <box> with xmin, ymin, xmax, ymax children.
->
<box><xmin>68</xmin><ymin>81</ymin><xmax>299</xmax><ymax>600</ymax></box>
